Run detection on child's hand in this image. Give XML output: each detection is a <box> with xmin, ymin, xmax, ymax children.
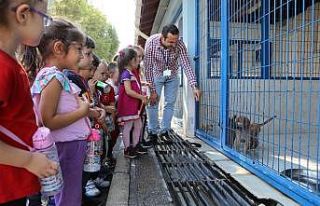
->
<box><xmin>95</xmin><ymin>107</ymin><xmax>106</xmax><ymax>122</ymax></box>
<box><xmin>141</xmin><ymin>81</ymin><xmax>151</xmax><ymax>87</ymax></box>
<box><xmin>141</xmin><ymin>96</ymin><xmax>148</xmax><ymax>105</ymax></box>
<box><xmin>88</xmin><ymin>79</ymin><xmax>98</xmax><ymax>93</ymax></box>
<box><xmin>24</xmin><ymin>153</ymin><xmax>58</xmax><ymax>178</ymax></box>
<box><xmin>78</xmin><ymin>97</ymin><xmax>90</xmax><ymax>116</ymax></box>
<box><xmin>105</xmin><ymin>105</ymin><xmax>116</xmax><ymax>114</ymax></box>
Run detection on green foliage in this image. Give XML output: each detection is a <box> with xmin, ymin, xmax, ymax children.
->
<box><xmin>50</xmin><ymin>0</ymin><xmax>119</xmax><ymax>61</ymax></box>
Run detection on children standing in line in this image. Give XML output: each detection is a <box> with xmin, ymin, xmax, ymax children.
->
<box><xmin>0</xmin><ymin>1</ymin><xmax>58</xmax><ymax>205</ymax></box>
<box><xmin>25</xmin><ymin>19</ymin><xmax>91</xmax><ymax>206</ymax></box>
<box><xmin>117</xmin><ymin>48</ymin><xmax>148</xmax><ymax>158</ymax></box>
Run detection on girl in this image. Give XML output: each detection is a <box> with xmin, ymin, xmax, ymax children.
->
<box><xmin>0</xmin><ymin>0</ymin><xmax>58</xmax><ymax>205</ymax></box>
<box><xmin>106</xmin><ymin>62</ymin><xmax>119</xmax><ymax>101</ymax></box>
<box><xmin>25</xmin><ymin>19</ymin><xmax>90</xmax><ymax>206</ymax></box>
<box><xmin>117</xmin><ymin>48</ymin><xmax>147</xmax><ymax>158</ymax></box>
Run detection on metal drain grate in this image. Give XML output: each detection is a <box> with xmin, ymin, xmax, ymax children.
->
<box><xmin>154</xmin><ymin>131</ymin><xmax>282</xmax><ymax>206</ymax></box>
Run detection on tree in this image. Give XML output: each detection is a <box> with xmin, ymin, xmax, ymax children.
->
<box><xmin>50</xmin><ymin>0</ymin><xmax>119</xmax><ymax>61</ymax></box>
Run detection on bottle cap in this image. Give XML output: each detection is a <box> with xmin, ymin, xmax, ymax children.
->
<box><xmin>32</xmin><ymin>127</ymin><xmax>54</xmax><ymax>149</ymax></box>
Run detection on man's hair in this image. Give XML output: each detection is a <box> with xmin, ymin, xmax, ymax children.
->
<box><xmin>85</xmin><ymin>36</ymin><xmax>95</xmax><ymax>49</ymax></box>
<box><xmin>161</xmin><ymin>24</ymin><xmax>179</xmax><ymax>38</ymax></box>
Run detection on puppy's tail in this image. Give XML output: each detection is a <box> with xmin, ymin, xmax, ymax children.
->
<box><xmin>259</xmin><ymin>115</ymin><xmax>277</xmax><ymax>126</ymax></box>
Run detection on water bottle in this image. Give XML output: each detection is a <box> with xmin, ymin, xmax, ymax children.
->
<box><xmin>96</xmin><ymin>81</ymin><xmax>111</xmax><ymax>94</ymax></box>
<box><xmin>32</xmin><ymin>127</ymin><xmax>63</xmax><ymax>196</ymax></box>
<box><xmin>84</xmin><ymin>129</ymin><xmax>102</xmax><ymax>172</ymax></box>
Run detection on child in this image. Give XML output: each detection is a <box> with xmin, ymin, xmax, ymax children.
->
<box><xmin>117</xmin><ymin>47</ymin><xmax>148</xmax><ymax>158</ymax></box>
<box><xmin>106</xmin><ymin>62</ymin><xmax>120</xmax><ymax>101</ymax></box>
<box><xmin>0</xmin><ymin>1</ymin><xmax>58</xmax><ymax>205</ymax></box>
<box><xmin>74</xmin><ymin>42</ymin><xmax>110</xmax><ymax>197</ymax></box>
<box><xmin>26</xmin><ymin>19</ymin><xmax>90</xmax><ymax>206</ymax></box>
<box><xmin>93</xmin><ymin>60</ymin><xmax>117</xmax><ymax>165</ymax></box>
<box><xmin>131</xmin><ymin>45</ymin><xmax>153</xmax><ymax>149</ymax></box>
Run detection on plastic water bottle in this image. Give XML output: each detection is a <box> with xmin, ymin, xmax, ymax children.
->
<box><xmin>83</xmin><ymin>129</ymin><xmax>102</xmax><ymax>172</ymax></box>
<box><xmin>32</xmin><ymin>127</ymin><xmax>63</xmax><ymax>196</ymax></box>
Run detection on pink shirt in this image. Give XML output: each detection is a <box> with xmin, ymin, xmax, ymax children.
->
<box><xmin>32</xmin><ymin>67</ymin><xmax>91</xmax><ymax>142</ymax></box>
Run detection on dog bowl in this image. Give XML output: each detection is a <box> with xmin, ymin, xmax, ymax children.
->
<box><xmin>281</xmin><ymin>169</ymin><xmax>320</xmax><ymax>193</ymax></box>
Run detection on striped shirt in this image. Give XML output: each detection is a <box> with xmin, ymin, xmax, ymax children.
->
<box><xmin>144</xmin><ymin>34</ymin><xmax>197</xmax><ymax>92</ymax></box>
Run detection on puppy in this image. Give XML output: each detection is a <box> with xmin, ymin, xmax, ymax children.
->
<box><xmin>249</xmin><ymin>115</ymin><xmax>277</xmax><ymax>150</ymax></box>
<box><xmin>217</xmin><ymin>115</ymin><xmax>238</xmax><ymax>146</ymax></box>
<box><xmin>233</xmin><ymin>116</ymin><xmax>251</xmax><ymax>152</ymax></box>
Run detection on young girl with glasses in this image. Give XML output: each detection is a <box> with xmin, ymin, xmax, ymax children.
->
<box><xmin>0</xmin><ymin>1</ymin><xmax>57</xmax><ymax>205</ymax></box>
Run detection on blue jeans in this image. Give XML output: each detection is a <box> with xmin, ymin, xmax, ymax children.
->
<box><xmin>147</xmin><ymin>76</ymin><xmax>179</xmax><ymax>134</ymax></box>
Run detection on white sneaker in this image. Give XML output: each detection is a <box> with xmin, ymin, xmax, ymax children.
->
<box><xmin>85</xmin><ymin>180</ymin><xmax>101</xmax><ymax>197</ymax></box>
<box><xmin>94</xmin><ymin>177</ymin><xmax>110</xmax><ymax>188</ymax></box>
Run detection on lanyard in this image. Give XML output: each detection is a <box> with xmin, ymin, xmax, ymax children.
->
<box><xmin>160</xmin><ymin>49</ymin><xmax>169</xmax><ymax>69</ymax></box>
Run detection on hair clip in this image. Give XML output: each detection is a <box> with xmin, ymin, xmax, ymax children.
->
<box><xmin>119</xmin><ymin>50</ymin><xmax>125</xmax><ymax>57</ymax></box>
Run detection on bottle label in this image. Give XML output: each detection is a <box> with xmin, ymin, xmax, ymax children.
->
<box><xmin>39</xmin><ymin>145</ymin><xmax>63</xmax><ymax>196</ymax></box>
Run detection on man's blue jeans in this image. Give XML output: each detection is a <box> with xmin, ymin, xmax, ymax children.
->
<box><xmin>147</xmin><ymin>76</ymin><xmax>179</xmax><ymax>134</ymax></box>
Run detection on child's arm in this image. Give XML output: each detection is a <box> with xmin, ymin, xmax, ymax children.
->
<box><xmin>124</xmin><ymin>80</ymin><xmax>147</xmax><ymax>104</ymax></box>
<box><xmin>0</xmin><ymin>140</ymin><xmax>58</xmax><ymax>178</ymax></box>
<box><xmin>40</xmin><ymin>78</ymin><xmax>89</xmax><ymax>130</ymax></box>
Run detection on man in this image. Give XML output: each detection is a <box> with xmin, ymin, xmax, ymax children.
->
<box><xmin>144</xmin><ymin>24</ymin><xmax>201</xmax><ymax>141</ymax></box>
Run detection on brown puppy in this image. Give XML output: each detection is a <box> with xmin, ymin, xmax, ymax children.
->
<box><xmin>233</xmin><ymin>116</ymin><xmax>251</xmax><ymax>151</ymax></box>
<box><xmin>249</xmin><ymin>115</ymin><xmax>277</xmax><ymax>150</ymax></box>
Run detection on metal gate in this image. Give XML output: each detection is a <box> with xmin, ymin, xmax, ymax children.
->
<box><xmin>195</xmin><ymin>0</ymin><xmax>320</xmax><ymax>205</ymax></box>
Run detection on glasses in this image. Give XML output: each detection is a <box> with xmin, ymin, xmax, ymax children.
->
<box><xmin>29</xmin><ymin>6</ymin><xmax>53</xmax><ymax>27</ymax></box>
<box><xmin>11</xmin><ymin>4</ymin><xmax>53</xmax><ymax>27</ymax></box>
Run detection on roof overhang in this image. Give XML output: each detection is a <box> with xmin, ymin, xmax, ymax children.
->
<box><xmin>134</xmin><ymin>0</ymin><xmax>161</xmax><ymax>47</ymax></box>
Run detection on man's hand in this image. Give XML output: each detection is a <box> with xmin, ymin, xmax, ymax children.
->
<box><xmin>149</xmin><ymin>91</ymin><xmax>158</xmax><ymax>105</ymax></box>
<box><xmin>192</xmin><ymin>86</ymin><xmax>201</xmax><ymax>102</ymax></box>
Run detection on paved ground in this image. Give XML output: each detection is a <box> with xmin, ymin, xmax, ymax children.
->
<box><xmin>106</xmin><ymin>148</ymin><xmax>174</xmax><ymax>206</ymax></box>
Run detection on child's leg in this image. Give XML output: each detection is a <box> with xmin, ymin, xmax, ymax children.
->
<box><xmin>132</xmin><ymin>118</ymin><xmax>142</xmax><ymax>147</ymax></box>
<box><xmin>122</xmin><ymin>121</ymin><xmax>134</xmax><ymax>148</ymax></box>
<box><xmin>54</xmin><ymin>140</ymin><xmax>87</xmax><ymax>206</ymax></box>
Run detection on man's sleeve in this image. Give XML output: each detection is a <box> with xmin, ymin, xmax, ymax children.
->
<box><xmin>177</xmin><ymin>40</ymin><xmax>197</xmax><ymax>87</ymax></box>
<box><xmin>0</xmin><ymin>68</ymin><xmax>13</xmax><ymax>108</ymax></box>
<box><xmin>144</xmin><ymin>39</ymin><xmax>156</xmax><ymax>92</ymax></box>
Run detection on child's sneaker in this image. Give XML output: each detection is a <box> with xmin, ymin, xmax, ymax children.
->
<box><xmin>124</xmin><ymin>147</ymin><xmax>137</xmax><ymax>159</ymax></box>
<box><xmin>85</xmin><ymin>180</ymin><xmax>101</xmax><ymax>197</ymax></box>
<box><xmin>136</xmin><ymin>144</ymin><xmax>148</xmax><ymax>154</ymax></box>
<box><xmin>94</xmin><ymin>177</ymin><xmax>110</xmax><ymax>188</ymax></box>
<box><xmin>141</xmin><ymin>140</ymin><xmax>153</xmax><ymax>148</ymax></box>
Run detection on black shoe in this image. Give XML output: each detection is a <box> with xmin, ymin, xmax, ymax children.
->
<box><xmin>141</xmin><ymin>140</ymin><xmax>153</xmax><ymax>148</ymax></box>
<box><xmin>136</xmin><ymin>143</ymin><xmax>148</xmax><ymax>154</ymax></box>
<box><xmin>160</xmin><ymin>131</ymin><xmax>173</xmax><ymax>144</ymax></box>
<box><xmin>124</xmin><ymin>147</ymin><xmax>137</xmax><ymax>159</ymax></box>
<box><xmin>148</xmin><ymin>133</ymin><xmax>158</xmax><ymax>144</ymax></box>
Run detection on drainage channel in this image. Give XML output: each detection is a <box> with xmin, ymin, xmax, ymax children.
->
<box><xmin>154</xmin><ymin>131</ymin><xmax>282</xmax><ymax>206</ymax></box>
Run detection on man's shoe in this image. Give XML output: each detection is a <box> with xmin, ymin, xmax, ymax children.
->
<box><xmin>148</xmin><ymin>133</ymin><xmax>158</xmax><ymax>144</ymax></box>
<box><xmin>160</xmin><ymin>131</ymin><xmax>173</xmax><ymax>144</ymax></box>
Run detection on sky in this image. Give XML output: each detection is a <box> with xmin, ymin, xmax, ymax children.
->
<box><xmin>88</xmin><ymin>0</ymin><xmax>136</xmax><ymax>51</ymax></box>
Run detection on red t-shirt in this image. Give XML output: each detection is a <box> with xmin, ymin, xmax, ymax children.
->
<box><xmin>100</xmin><ymin>86</ymin><xmax>116</xmax><ymax>106</ymax></box>
<box><xmin>0</xmin><ymin>50</ymin><xmax>40</xmax><ymax>203</ymax></box>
